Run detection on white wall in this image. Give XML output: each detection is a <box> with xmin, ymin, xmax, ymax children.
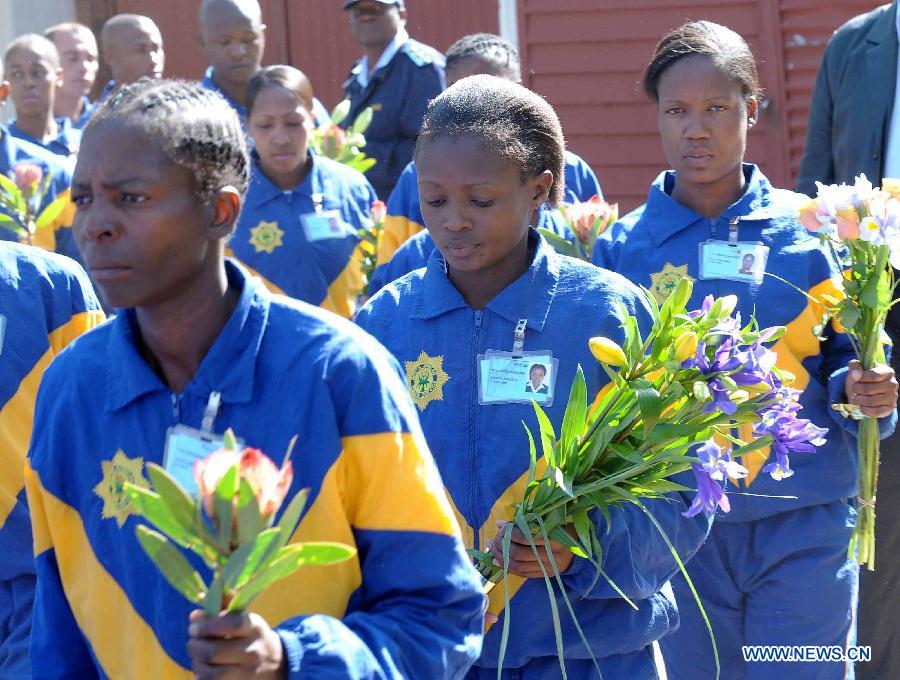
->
<box><xmin>0</xmin><ymin>0</ymin><xmax>76</xmax><ymax>122</ymax></box>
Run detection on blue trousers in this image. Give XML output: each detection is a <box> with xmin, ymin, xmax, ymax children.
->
<box><xmin>0</xmin><ymin>574</ymin><xmax>34</xmax><ymax>677</ymax></box>
<box><xmin>660</xmin><ymin>500</ymin><xmax>858</xmax><ymax>679</ymax></box>
<box><xmin>467</xmin><ymin>645</ymin><xmax>658</xmax><ymax>679</ymax></box>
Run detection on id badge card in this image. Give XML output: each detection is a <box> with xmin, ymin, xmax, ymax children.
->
<box><xmin>477</xmin><ymin>350</ymin><xmax>558</xmax><ymax>406</ymax></box>
<box><xmin>301</xmin><ymin>209</ymin><xmax>347</xmax><ymax>242</ymax></box>
<box><xmin>163</xmin><ymin>426</ymin><xmax>243</xmax><ymax>496</ymax></box>
<box><xmin>698</xmin><ymin>240</ymin><xmax>769</xmax><ymax>284</ymax></box>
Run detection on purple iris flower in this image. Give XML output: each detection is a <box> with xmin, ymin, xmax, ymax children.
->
<box><xmin>754</xmin><ymin>387</ymin><xmax>828</xmax><ymax>481</ymax></box>
<box><xmin>682</xmin><ymin>339</ymin><xmax>772</xmax><ymax>413</ymax></box>
<box><xmin>688</xmin><ymin>295</ymin><xmax>715</xmax><ymax>319</ymax></box>
<box><xmin>683</xmin><ymin>440</ymin><xmax>748</xmax><ymax>517</ymax></box>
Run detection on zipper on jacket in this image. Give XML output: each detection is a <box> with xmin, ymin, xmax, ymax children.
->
<box><xmin>171</xmin><ymin>393</ymin><xmax>182</xmax><ymax>424</ymax></box>
<box><xmin>470</xmin><ymin>309</ymin><xmax>483</xmax><ymax>550</ymax></box>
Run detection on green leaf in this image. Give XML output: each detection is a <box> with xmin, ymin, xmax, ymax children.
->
<box><xmin>559</xmin><ymin>365</ymin><xmax>587</xmax><ymax>466</ymax></box>
<box><xmin>634</xmin><ymin>380</ymin><xmax>663</xmax><ymax>436</ymax></box>
<box><xmin>34</xmin><ymin>192</ymin><xmax>68</xmax><ymax>231</ymax></box>
<box><xmin>135</xmin><ymin>525</ymin><xmax>206</xmax><ymax>605</ymax></box>
<box><xmin>0</xmin><ymin>173</ymin><xmax>25</xmax><ymax>214</ymax></box>
<box><xmin>571</xmin><ymin>510</ymin><xmax>593</xmax><ymax>558</ymax></box>
<box><xmin>214</xmin><ymin>464</ymin><xmax>239</xmax><ymax>546</ymax></box>
<box><xmin>204</xmin><ymin>569</ymin><xmax>224</xmax><ymax>615</ymax></box>
<box><xmin>236</xmin><ymin>478</ymin><xmax>264</xmax><ymax>543</ymax></box>
<box><xmin>145</xmin><ymin>463</ymin><xmax>197</xmax><ymax>531</ymax></box>
<box><xmin>222</xmin><ymin>527</ymin><xmax>281</xmax><ymax>590</ymax></box>
<box><xmin>532</xmin><ymin>402</ymin><xmax>558</xmax><ymax>467</ymax></box>
<box><xmin>608</xmin><ymin>443</ymin><xmax>644</xmax><ymax>465</ymax></box>
<box><xmin>731</xmin><ymin>435</ymin><xmax>773</xmax><ymax>460</ymax></box>
<box><xmin>553</xmin><ymin>467</ymin><xmax>576</xmax><ymax>498</ymax></box>
<box><xmin>227</xmin><ymin>541</ymin><xmax>356</xmax><ymax>612</ymax></box>
<box><xmin>330</xmin><ymin>99</ymin><xmax>350</xmax><ymax>125</ymax></box>
<box><xmin>253</xmin><ymin>488</ymin><xmax>310</xmax><ymax>574</ymax></box>
<box><xmin>537</xmin><ymin>228</ymin><xmax>578</xmax><ymax>258</ymax></box>
<box><xmin>223</xmin><ymin>429</ymin><xmax>238</xmax><ymax>450</ymax></box>
<box><xmin>524</xmin><ymin>422</ymin><xmax>538</xmax><ymax>484</ymax></box>
<box><xmin>125</xmin><ymin>483</ymin><xmax>202</xmax><ymax>551</ymax></box>
<box><xmin>349</xmin><ymin>106</ymin><xmax>373</xmax><ymax>136</ymax></box>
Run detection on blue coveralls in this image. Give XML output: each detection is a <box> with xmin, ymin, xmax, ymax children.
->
<box><xmin>357</xmin><ymin>230</ymin><xmax>712</xmax><ymax>678</ymax></box>
<box><xmin>594</xmin><ymin>164</ymin><xmax>897</xmax><ymax>679</ymax></box>
<box><xmin>343</xmin><ymin>38</ymin><xmax>445</xmax><ymax>199</ymax></box>
<box><xmin>228</xmin><ymin>152</ymin><xmax>377</xmax><ymax>318</ymax></box>
<box><xmin>0</xmin><ymin>126</ymin><xmax>82</xmax><ymax>265</ymax></box>
<box><xmin>370</xmin><ymin>150</ymin><xmax>604</xmax><ymax>293</ymax></box>
<box><xmin>25</xmin><ymin>261</ymin><xmax>486</xmax><ymax>678</ymax></box>
<box><xmin>0</xmin><ymin>242</ymin><xmax>103</xmax><ymax>676</ymax></box>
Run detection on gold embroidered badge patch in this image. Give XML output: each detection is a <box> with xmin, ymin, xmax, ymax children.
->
<box><xmin>249</xmin><ymin>221</ymin><xmax>285</xmax><ymax>254</ymax></box>
<box><xmin>93</xmin><ymin>450</ymin><xmax>149</xmax><ymax>527</ymax></box>
<box><xmin>405</xmin><ymin>351</ymin><xmax>450</xmax><ymax>411</ymax></box>
<box><xmin>650</xmin><ymin>263</ymin><xmax>694</xmax><ymax>305</ymax></box>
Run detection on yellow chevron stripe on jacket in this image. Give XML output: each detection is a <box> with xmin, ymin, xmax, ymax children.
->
<box><xmin>321</xmin><ymin>245</ymin><xmax>364</xmax><ymax>319</ymax></box>
<box><xmin>0</xmin><ymin>310</ymin><xmax>104</xmax><ymax>526</ymax></box>
<box><xmin>376</xmin><ymin>216</ymin><xmax>425</xmax><ymax>267</ymax></box>
<box><xmin>25</xmin><ymin>463</ymin><xmax>190</xmax><ymax>679</ymax></box>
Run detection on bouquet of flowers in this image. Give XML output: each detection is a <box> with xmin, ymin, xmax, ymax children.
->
<box><xmin>0</xmin><ymin>162</ymin><xmax>69</xmax><ymax>246</ymax></box>
<box><xmin>798</xmin><ymin>174</ymin><xmax>900</xmax><ymax>570</ymax></box>
<box><xmin>474</xmin><ymin>279</ymin><xmax>827</xmax><ymax>676</ymax></box>
<box><xmin>357</xmin><ymin>199</ymin><xmax>386</xmax><ymax>299</ymax></box>
<box><xmin>310</xmin><ymin>100</ymin><xmax>377</xmax><ymax>174</ymax></box>
<box><xmin>538</xmin><ymin>194</ymin><xmax>617</xmax><ymax>261</ymax></box>
<box><xmin>124</xmin><ymin>431</ymin><xmax>355</xmax><ymax>614</ymax></box>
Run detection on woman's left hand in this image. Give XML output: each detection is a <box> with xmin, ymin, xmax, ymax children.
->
<box><xmin>845</xmin><ymin>359</ymin><xmax>899</xmax><ymax>418</ymax></box>
<box><xmin>488</xmin><ymin>520</ymin><xmax>575</xmax><ymax>579</ymax></box>
<box><xmin>187</xmin><ymin>610</ymin><xmax>286</xmax><ymax>680</ymax></box>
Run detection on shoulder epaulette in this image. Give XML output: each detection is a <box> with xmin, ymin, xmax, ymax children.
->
<box><xmin>402</xmin><ymin>40</ymin><xmax>444</xmax><ymax>68</ymax></box>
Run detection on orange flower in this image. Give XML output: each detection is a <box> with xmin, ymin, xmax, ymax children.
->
<box><xmin>370</xmin><ymin>199</ymin><xmax>387</xmax><ymax>225</ymax></box>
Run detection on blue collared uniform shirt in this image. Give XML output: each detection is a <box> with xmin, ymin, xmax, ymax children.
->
<box><xmin>8</xmin><ymin>118</ymin><xmax>81</xmax><ymax>162</ymax></box>
<box><xmin>343</xmin><ymin>38</ymin><xmax>445</xmax><ymax>199</ymax></box>
<box><xmin>25</xmin><ymin>261</ymin><xmax>485</xmax><ymax>679</ymax></box>
<box><xmin>229</xmin><ymin>153</ymin><xmax>377</xmax><ymax>318</ymax></box>
<box><xmin>357</xmin><ymin>231</ymin><xmax>711</xmax><ymax>676</ymax></box>
<box><xmin>594</xmin><ymin>164</ymin><xmax>897</xmax><ymax>522</ymax></box>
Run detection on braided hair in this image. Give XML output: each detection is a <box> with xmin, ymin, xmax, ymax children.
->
<box><xmin>416</xmin><ymin>74</ymin><xmax>565</xmax><ymax>206</ymax></box>
<box><xmin>445</xmin><ymin>33</ymin><xmax>520</xmax><ymax>83</ymax></box>
<box><xmin>87</xmin><ymin>78</ymin><xmax>249</xmax><ymax>200</ymax></box>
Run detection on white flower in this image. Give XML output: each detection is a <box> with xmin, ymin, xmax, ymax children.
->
<box><xmin>859</xmin><ymin>216</ymin><xmax>885</xmax><ymax>244</ymax></box>
<box><xmin>853</xmin><ymin>174</ymin><xmax>877</xmax><ymax>205</ymax></box>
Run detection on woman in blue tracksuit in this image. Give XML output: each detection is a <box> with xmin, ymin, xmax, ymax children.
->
<box><xmin>357</xmin><ymin>74</ymin><xmax>711</xmax><ymax>678</ymax></box>
<box><xmin>229</xmin><ymin>65</ymin><xmax>377</xmax><ymax>319</ymax></box>
<box><xmin>593</xmin><ymin>21</ymin><xmax>898</xmax><ymax>679</ymax></box>
<box><xmin>369</xmin><ymin>33</ymin><xmax>603</xmax><ymax>294</ymax></box>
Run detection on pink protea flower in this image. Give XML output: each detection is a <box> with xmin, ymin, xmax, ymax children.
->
<box><xmin>13</xmin><ymin>162</ymin><xmax>43</xmax><ymax>195</ymax></box>
<box><xmin>322</xmin><ymin>124</ymin><xmax>348</xmax><ymax>158</ymax></box>
<box><xmin>835</xmin><ymin>207</ymin><xmax>861</xmax><ymax>240</ymax></box>
<box><xmin>560</xmin><ymin>195</ymin><xmax>616</xmax><ymax>245</ymax></box>
<box><xmin>194</xmin><ymin>446</ymin><xmax>293</xmax><ymax>520</ymax></box>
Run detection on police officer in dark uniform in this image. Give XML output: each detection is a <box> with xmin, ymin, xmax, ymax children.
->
<box><xmin>342</xmin><ymin>0</ymin><xmax>445</xmax><ymax>199</ymax></box>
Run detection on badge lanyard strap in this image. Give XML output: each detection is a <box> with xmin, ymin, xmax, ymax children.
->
<box><xmin>710</xmin><ymin>217</ymin><xmax>741</xmax><ymax>243</ymax></box>
<box><xmin>311</xmin><ymin>193</ymin><xmax>325</xmax><ymax>215</ymax></box>
<box><xmin>513</xmin><ymin>318</ymin><xmax>527</xmax><ymax>356</ymax></box>
<box><xmin>201</xmin><ymin>391</ymin><xmax>222</xmax><ymax>434</ymax></box>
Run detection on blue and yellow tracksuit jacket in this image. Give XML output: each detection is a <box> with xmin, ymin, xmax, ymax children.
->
<box><xmin>356</xmin><ymin>231</ymin><xmax>711</xmax><ymax>676</ymax></box>
<box><xmin>343</xmin><ymin>39</ymin><xmax>445</xmax><ymax>199</ymax></box>
<box><xmin>0</xmin><ymin>127</ymin><xmax>81</xmax><ymax>265</ymax></box>
<box><xmin>0</xmin><ymin>242</ymin><xmax>103</xmax><ymax>673</ymax></box>
<box><xmin>594</xmin><ymin>164</ymin><xmax>896</xmax><ymax>522</ymax></box>
<box><xmin>228</xmin><ymin>153</ymin><xmax>377</xmax><ymax>319</ymax></box>
<box><xmin>8</xmin><ymin>117</ymin><xmax>81</xmax><ymax>162</ymax></box>
<box><xmin>72</xmin><ymin>96</ymin><xmax>96</xmax><ymax>130</ymax></box>
<box><xmin>24</xmin><ymin>261</ymin><xmax>485</xmax><ymax>679</ymax></box>
<box><xmin>369</xmin><ymin>151</ymin><xmax>603</xmax><ymax>294</ymax></box>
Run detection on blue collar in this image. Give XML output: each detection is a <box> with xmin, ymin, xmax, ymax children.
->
<box><xmin>105</xmin><ymin>261</ymin><xmax>270</xmax><ymax>412</ymax></box>
<box><xmin>353</xmin><ymin>27</ymin><xmax>410</xmax><ymax>88</ymax></box>
<box><xmin>202</xmin><ymin>67</ymin><xmax>248</xmax><ymax>121</ymax></box>
<box><xmin>246</xmin><ymin>152</ymin><xmax>323</xmax><ymax>208</ymax></box>
<box><xmin>642</xmin><ymin>163</ymin><xmax>782</xmax><ymax>246</ymax></box>
<box><xmin>411</xmin><ymin>229</ymin><xmax>559</xmax><ymax>332</ymax></box>
<box><xmin>8</xmin><ymin>117</ymin><xmax>76</xmax><ymax>150</ymax></box>
<box><xmin>99</xmin><ymin>81</ymin><xmax>116</xmax><ymax>102</ymax></box>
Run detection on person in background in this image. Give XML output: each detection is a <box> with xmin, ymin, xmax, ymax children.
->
<box><xmin>44</xmin><ymin>22</ymin><xmax>99</xmax><ymax>130</ymax></box>
<box><xmin>229</xmin><ymin>65</ymin><xmax>377</xmax><ymax>319</ymax></box>
<box><xmin>595</xmin><ymin>21</ymin><xmax>897</xmax><ymax>679</ymax></box>
<box><xmin>25</xmin><ymin>77</ymin><xmax>484</xmax><ymax>679</ymax></box>
<box><xmin>4</xmin><ymin>35</ymin><xmax>81</xmax><ymax>161</ymax></box>
<box><xmin>199</xmin><ymin>0</ymin><xmax>329</xmax><ymax>130</ymax></box>
<box><xmin>0</xmin><ymin>62</ymin><xmax>81</xmax><ymax>264</ymax></box>
<box><xmin>369</xmin><ymin>33</ymin><xmax>603</xmax><ymax>295</ymax></box>
<box><xmin>797</xmin><ymin>6</ymin><xmax>900</xmax><ymax>676</ymax></box>
<box><xmin>0</xmin><ymin>242</ymin><xmax>103</xmax><ymax>677</ymax></box>
<box><xmin>341</xmin><ymin>0</ymin><xmax>444</xmax><ymax>199</ymax></box>
<box><xmin>98</xmin><ymin>14</ymin><xmax>164</xmax><ymax>100</ymax></box>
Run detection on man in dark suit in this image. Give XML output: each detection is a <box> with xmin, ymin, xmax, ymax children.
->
<box><xmin>341</xmin><ymin>0</ymin><xmax>445</xmax><ymax>199</ymax></box>
<box><xmin>797</xmin><ymin>4</ymin><xmax>900</xmax><ymax>678</ymax></box>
